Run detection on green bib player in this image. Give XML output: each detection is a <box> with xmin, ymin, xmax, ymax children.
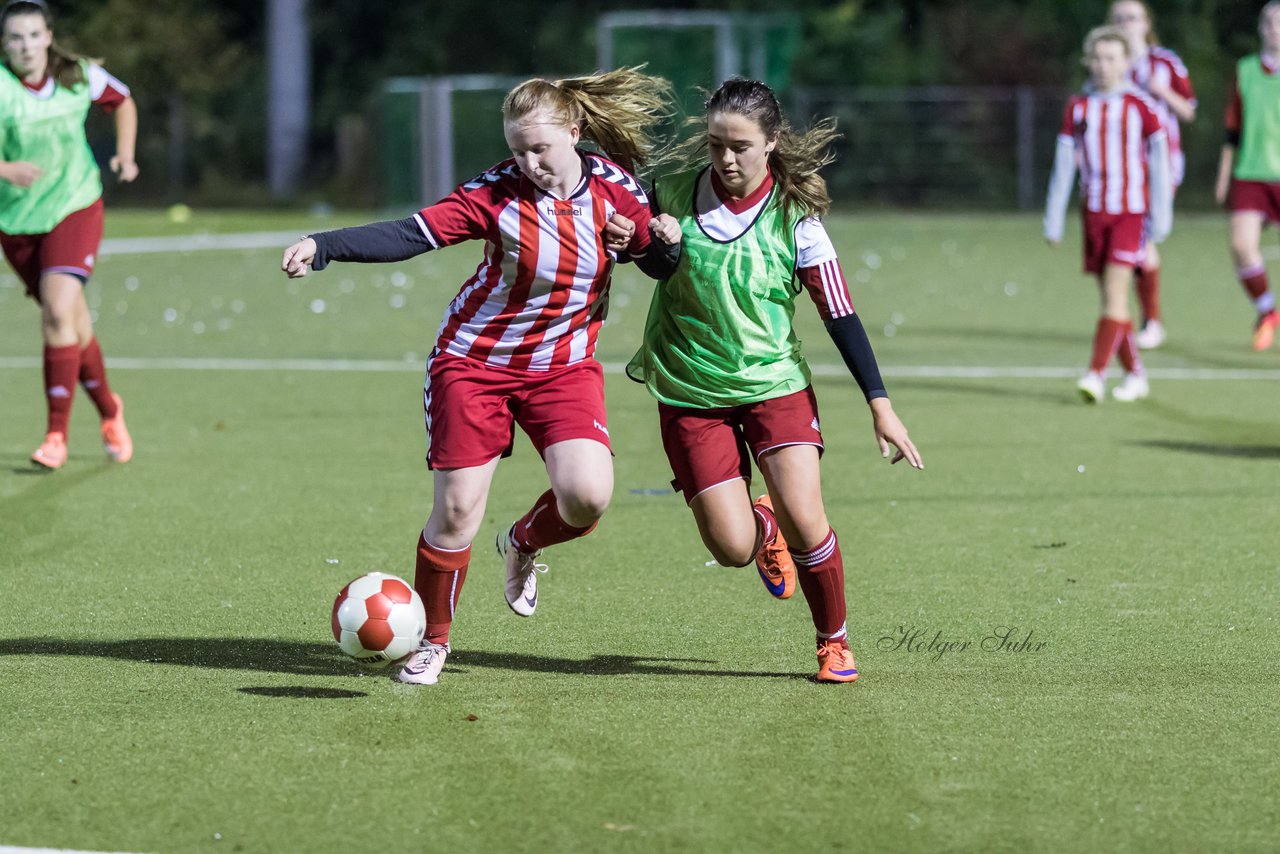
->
<box><xmin>622</xmin><ymin>79</ymin><xmax>923</xmax><ymax>683</ymax></box>
<box><xmin>1</xmin><ymin>0</ymin><xmax>137</xmax><ymax>469</ymax></box>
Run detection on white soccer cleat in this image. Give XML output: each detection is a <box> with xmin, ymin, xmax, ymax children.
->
<box><xmin>397</xmin><ymin>641</ymin><xmax>450</xmax><ymax>685</ymax></box>
<box><xmin>1111</xmin><ymin>372</ymin><xmax>1150</xmax><ymax>402</ymax></box>
<box><xmin>1135</xmin><ymin>320</ymin><xmax>1166</xmax><ymax>350</ymax></box>
<box><xmin>1076</xmin><ymin>371</ymin><xmax>1105</xmax><ymax>404</ymax></box>
<box><xmin>498</xmin><ymin>525</ymin><xmax>547</xmax><ymax>617</ymax></box>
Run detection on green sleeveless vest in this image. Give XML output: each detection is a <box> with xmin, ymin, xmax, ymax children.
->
<box><xmin>1234</xmin><ymin>55</ymin><xmax>1280</xmax><ymax>182</ymax></box>
<box><xmin>0</xmin><ymin>60</ymin><xmax>103</xmax><ymax>234</ymax></box>
<box><xmin>627</xmin><ymin>167</ymin><xmax>811</xmax><ymax>409</ymax></box>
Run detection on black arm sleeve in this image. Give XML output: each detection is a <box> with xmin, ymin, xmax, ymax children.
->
<box><xmin>1225</xmin><ymin>130</ymin><xmax>1241</xmax><ymax>148</ymax></box>
<box><xmin>310</xmin><ymin>217</ymin><xmax>434</xmax><ymax>271</ymax></box>
<box><xmin>825</xmin><ymin>313</ymin><xmax>888</xmax><ymax>402</ymax></box>
<box><xmin>631</xmin><ymin>239</ymin><xmax>682</xmax><ymax>280</ymax></box>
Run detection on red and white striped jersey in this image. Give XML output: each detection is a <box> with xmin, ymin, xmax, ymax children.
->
<box><xmin>1059</xmin><ymin>87</ymin><xmax>1165</xmax><ymax>214</ymax></box>
<box><xmin>414</xmin><ymin>152</ymin><xmax>652</xmax><ymax>372</ymax></box>
<box><xmin>1129</xmin><ymin>46</ymin><xmax>1196</xmax><ymax>186</ymax></box>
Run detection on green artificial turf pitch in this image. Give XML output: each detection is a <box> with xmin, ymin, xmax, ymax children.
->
<box><xmin>0</xmin><ymin>211</ymin><xmax>1277</xmax><ymax>852</ymax></box>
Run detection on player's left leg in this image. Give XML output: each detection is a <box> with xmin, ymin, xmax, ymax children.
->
<box><xmin>758</xmin><ymin>445</ymin><xmax>857</xmax><ymax>683</ymax></box>
<box><xmin>1134</xmin><ymin>242</ymin><xmax>1165</xmax><ymax>349</ymax></box>
<box><xmin>71</xmin><ymin>292</ymin><xmax>131</xmax><ymax>462</ymax></box>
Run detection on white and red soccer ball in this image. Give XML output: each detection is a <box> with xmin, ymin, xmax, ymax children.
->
<box><xmin>331</xmin><ymin>572</ymin><xmax>426</xmax><ymax>664</ymax></box>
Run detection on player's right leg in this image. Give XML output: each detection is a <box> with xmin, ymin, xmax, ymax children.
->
<box><xmin>399</xmin><ymin>352</ymin><xmax>514</xmax><ymax>685</ymax></box>
<box><xmin>32</xmin><ymin>272</ymin><xmax>88</xmax><ymax>469</ymax></box>
<box><xmin>1228</xmin><ymin>210</ymin><xmax>1278</xmax><ymax>350</ymax></box>
<box><xmin>399</xmin><ymin>458</ymin><xmax>501</xmax><ymax>686</ymax></box>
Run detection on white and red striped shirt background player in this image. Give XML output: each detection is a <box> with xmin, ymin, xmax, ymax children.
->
<box><xmin>1129</xmin><ymin>46</ymin><xmax>1196</xmax><ymax>186</ymax></box>
<box><xmin>21</xmin><ymin>64</ymin><xmax>131</xmax><ymax>112</ymax></box>
<box><xmin>1044</xmin><ymin>85</ymin><xmax>1172</xmax><ymax>244</ymax></box>
<box><xmin>413</xmin><ymin>153</ymin><xmax>651</xmax><ymax>372</ymax></box>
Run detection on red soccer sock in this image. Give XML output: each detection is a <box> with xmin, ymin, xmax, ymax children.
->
<box><xmin>509</xmin><ymin>488</ymin><xmax>598</xmax><ymax>553</ymax></box>
<box><xmin>1135</xmin><ymin>267</ymin><xmax>1161</xmax><ymax>324</ymax></box>
<box><xmin>76</xmin><ymin>340</ymin><xmax>117</xmax><ymax>419</ymax></box>
<box><xmin>78</xmin><ymin>338</ymin><xmax>118</xmax><ymax>419</ymax></box>
<box><xmin>751</xmin><ymin>499</ymin><xmax>779</xmax><ymax>556</ymax></box>
<box><xmin>43</xmin><ymin>344</ymin><xmax>81</xmax><ymax>436</ymax></box>
<box><xmin>1237</xmin><ymin>264</ymin><xmax>1275</xmax><ymax>314</ymax></box>
<box><xmin>1088</xmin><ymin>317</ymin><xmax>1126</xmax><ymax>374</ymax></box>
<box><xmin>415</xmin><ymin>533</ymin><xmax>471</xmax><ymax>645</ymax></box>
<box><xmin>789</xmin><ymin>528</ymin><xmax>848</xmax><ymax>641</ymax></box>
<box><xmin>1116</xmin><ymin>321</ymin><xmax>1143</xmax><ymax>375</ymax></box>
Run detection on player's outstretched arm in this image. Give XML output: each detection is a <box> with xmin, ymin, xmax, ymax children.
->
<box><xmin>870</xmin><ymin>397</ymin><xmax>923</xmax><ymax>469</ymax></box>
<box><xmin>607</xmin><ymin>213</ymin><xmax>682</xmax><ymax>279</ymax></box>
<box><xmin>282</xmin><ymin>217</ymin><xmax>437</xmax><ymax>277</ymax></box>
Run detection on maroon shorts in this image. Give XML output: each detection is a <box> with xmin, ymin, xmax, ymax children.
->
<box><xmin>1082</xmin><ymin>211</ymin><xmax>1146</xmax><ymax>274</ymax></box>
<box><xmin>658</xmin><ymin>386</ymin><xmax>824</xmax><ymax>504</ymax></box>
<box><xmin>423</xmin><ymin>351</ymin><xmax>611</xmax><ymax>470</ymax></box>
<box><xmin>0</xmin><ymin>198</ymin><xmax>105</xmax><ymax>301</ymax></box>
<box><xmin>1228</xmin><ymin>179</ymin><xmax>1280</xmax><ymax>223</ymax></box>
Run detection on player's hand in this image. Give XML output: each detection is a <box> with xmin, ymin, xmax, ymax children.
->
<box><xmin>0</xmin><ymin>161</ymin><xmax>43</xmax><ymax>188</ymax></box>
<box><xmin>110</xmin><ymin>156</ymin><xmax>139</xmax><ymax>183</ymax></box>
<box><xmin>869</xmin><ymin>397</ymin><xmax>923</xmax><ymax>469</ymax></box>
<box><xmin>604</xmin><ymin>213</ymin><xmax>635</xmax><ymax>253</ymax></box>
<box><xmin>282</xmin><ymin>238</ymin><xmax>317</xmax><ymax>278</ymax></box>
<box><xmin>650</xmin><ymin>213</ymin><xmax>682</xmax><ymax>245</ymax></box>
<box><xmin>1215</xmin><ymin>174</ymin><xmax>1231</xmax><ymax>206</ymax></box>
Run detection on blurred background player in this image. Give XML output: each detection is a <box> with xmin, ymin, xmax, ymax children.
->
<box><xmin>0</xmin><ymin>0</ymin><xmax>136</xmax><ymax>469</ymax></box>
<box><xmin>1214</xmin><ymin>0</ymin><xmax>1280</xmax><ymax>351</ymax></box>
<box><xmin>622</xmin><ymin>79</ymin><xmax>922</xmax><ymax>684</ymax></box>
<box><xmin>1045</xmin><ymin>26</ymin><xmax>1172</xmax><ymax>403</ymax></box>
<box><xmin>282</xmin><ymin>68</ymin><xmax>675</xmax><ymax>686</ymax></box>
<box><xmin>1108</xmin><ymin>0</ymin><xmax>1196</xmax><ymax>350</ymax></box>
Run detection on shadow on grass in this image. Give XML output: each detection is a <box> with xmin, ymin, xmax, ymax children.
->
<box><xmin>1132</xmin><ymin>439</ymin><xmax>1280</xmax><ymax>459</ymax></box>
<box><xmin>239</xmin><ymin>686</ymin><xmax>367</xmax><ymax>699</ymax></box>
<box><xmin>0</xmin><ymin>637</ymin><xmax>805</xmax><ymax>681</ymax></box>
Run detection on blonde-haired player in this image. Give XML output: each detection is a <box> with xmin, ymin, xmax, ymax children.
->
<box><xmin>283</xmin><ymin>68</ymin><xmax>676</xmax><ymax>686</ymax></box>
<box><xmin>1045</xmin><ymin>26</ymin><xmax>1173</xmax><ymax>403</ymax></box>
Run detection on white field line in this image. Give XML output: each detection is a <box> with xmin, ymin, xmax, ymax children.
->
<box><xmin>98</xmin><ymin>231</ymin><xmax>304</xmax><ymax>256</ymax></box>
<box><xmin>0</xmin><ymin>356</ymin><xmax>1277</xmax><ymax>381</ymax></box>
<box><xmin>0</xmin><ymin>847</ymin><xmax>152</xmax><ymax>854</ymax></box>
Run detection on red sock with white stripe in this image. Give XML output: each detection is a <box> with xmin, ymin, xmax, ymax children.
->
<box><xmin>751</xmin><ymin>499</ymin><xmax>779</xmax><ymax>555</ymax></box>
<box><xmin>78</xmin><ymin>338</ymin><xmax>118</xmax><ymax>418</ymax></box>
<box><xmin>43</xmin><ymin>344</ymin><xmax>80</xmax><ymax>436</ymax></box>
<box><xmin>1116</xmin><ymin>322</ymin><xmax>1143</xmax><ymax>375</ymax></box>
<box><xmin>1237</xmin><ymin>264</ymin><xmax>1275</xmax><ymax>314</ymax></box>
<box><xmin>788</xmin><ymin>528</ymin><xmax>849</xmax><ymax>646</ymax></box>
<box><xmin>1088</xmin><ymin>318</ymin><xmax>1127</xmax><ymax>374</ymax></box>
<box><xmin>415</xmin><ymin>533</ymin><xmax>470</xmax><ymax>645</ymax></box>
<box><xmin>510</xmin><ymin>488</ymin><xmax>597</xmax><ymax>553</ymax></box>
<box><xmin>1135</xmin><ymin>267</ymin><xmax>1161</xmax><ymax>324</ymax></box>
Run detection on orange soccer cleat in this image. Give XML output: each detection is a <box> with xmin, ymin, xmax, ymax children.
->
<box><xmin>753</xmin><ymin>495</ymin><xmax>795</xmax><ymax>599</ymax></box>
<box><xmin>816</xmin><ymin>641</ymin><xmax>859</xmax><ymax>683</ymax></box>
<box><xmin>1253</xmin><ymin>310</ymin><xmax>1279</xmax><ymax>351</ymax></box>
<box><xmin>31</xmin><ymin>431</ymin><xmax>68</xmax><ymax>470</ymax></box>
<box><xmin>101</xmin><ymin>393</ymin><xmax>133</xmax><ymax>463</ymax></box>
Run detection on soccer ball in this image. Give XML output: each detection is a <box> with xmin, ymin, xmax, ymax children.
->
<box><xmin>331</xmin><ymin>572</ymin><xmax>426</xmax><ymax>665</ymax></box>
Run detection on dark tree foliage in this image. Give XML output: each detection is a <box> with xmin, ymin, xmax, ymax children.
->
<box><xmin>37</xmin><ymin>0</ymin><xmax>1270</xmax><ymax>204</ymax></box>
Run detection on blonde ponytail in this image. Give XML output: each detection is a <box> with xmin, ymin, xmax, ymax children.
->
<box><xmin>503</xmin><ymin>66</ymin><xmax>673</xmax><ymax>173</ymax></box>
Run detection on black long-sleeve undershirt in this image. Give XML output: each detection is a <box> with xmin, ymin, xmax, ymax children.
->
<box><xmin>309</xmin><ymin>217</ymin><xmax>433</xmax><ymax>271</ymax></box>
<box><xmin>825</xmin><ymin>313</ymin><xmax>888</xmax><ymax>402</ymax></box>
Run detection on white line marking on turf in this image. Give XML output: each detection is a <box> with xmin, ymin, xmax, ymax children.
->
<box><xmin>0</xmin><ymin>849</ymin><xmax>149</xmax><ymax>854</ymax></box>
<box><xmin>0</xmin><ymin>356</ymin><xmax>1277</xmax><ymax>381</ymax></box>
<box><xmin>98</xmin><ymin>231</ymin><xmax>304</xmax><ymax>256</ymax></box>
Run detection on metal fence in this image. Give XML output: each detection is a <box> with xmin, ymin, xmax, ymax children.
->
<box><xmin>790</xmin><ymin>86</ymin><xmax>1068</xmax><ymax>210</ymax></box>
